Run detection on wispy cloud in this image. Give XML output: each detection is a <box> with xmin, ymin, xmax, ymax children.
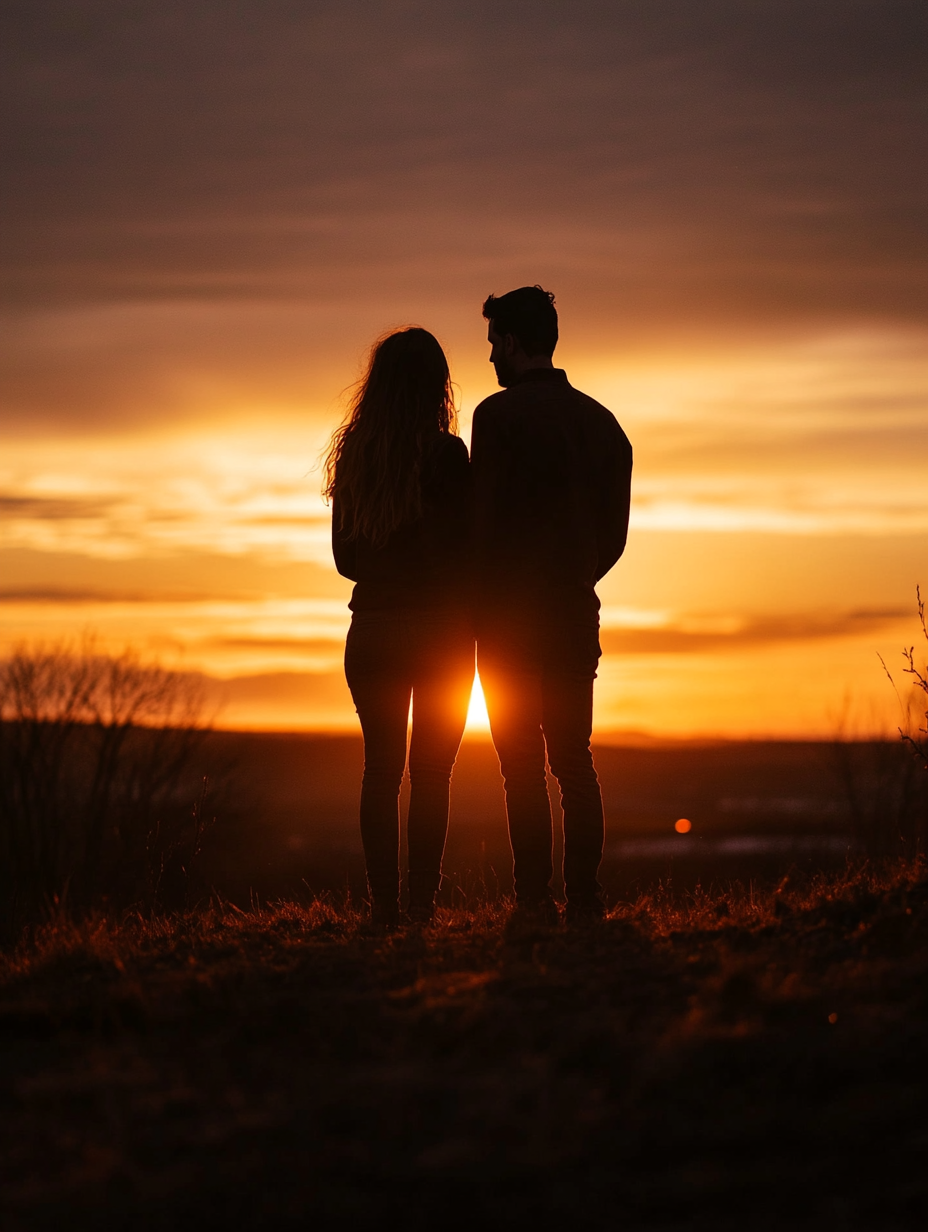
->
<box><xmin>599</xmin><ymin>608</ymin><xmax>910</xmax><ymax>655</ymax></box>
<box><xmin>584</xmin><ymin>329</ymin><xmax>928</xmax><ymax>535</ymax></box>
<box><xmin>2</xmin><ymin>1</ymin><xmax>924</xmax><ymax>428</ymax></box>
<box><xmin>3</xmin><ymin>325</ymin><xmax>927</xmax><ymax>558</ymax></box>
<box><xmin>0</xmin><ymin>430</ymin><xmax>334</xmax><ymax>562</ymax></box>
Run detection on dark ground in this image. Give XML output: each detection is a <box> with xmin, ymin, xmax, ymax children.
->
<box><xmin>1</xmin><ymin>735</ymin><xmax>925</xmax><ymax>1229</ymax></box>
<box><xmin>197</xmin><ymin>733</ymin><xmax>869</xmax><ymax>908</ymax></box>
<box><xmin>1</xmin><ymin>865</ymin><xmax>926</xmax><ymax>1230</ymax></box>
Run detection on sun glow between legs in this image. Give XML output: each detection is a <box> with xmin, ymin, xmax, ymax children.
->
<box><xmin>466</xmin><ymin>672</ymin><xmax>491</xmax><ymax>731</ymax></box>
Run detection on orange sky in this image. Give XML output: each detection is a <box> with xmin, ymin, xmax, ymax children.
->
<box><xmin>2</xmin><ymin>1</ymin><xmax>926</xmax><ymax>738</ymax></box>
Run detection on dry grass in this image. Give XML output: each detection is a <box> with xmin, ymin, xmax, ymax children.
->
<box><xmin>1</xmin><ymin>863</ymin><xmax>927</xmax><ymax>1230</ymax></box>
<box><xmin>4</xmin><ymin>857</ymin><xmax>921</xmax><ymax>978</ymax></box>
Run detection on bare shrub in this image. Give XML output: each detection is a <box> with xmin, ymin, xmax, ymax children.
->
<box><xmin>0</xmin><ymin>640</ymin><xmax>216</xmax><ymax>935</ymax></box>
<box><xmin>830</xmin><ymin>736</ymin><xmax>927</xmax><ymax>858</ymax></box>
<box><xmin>892</xmin><ymin>584</ymin><xmax>928</xmax><ymax>769</ymax></box>
<box><xmin>839</xmin><ymin>584</ymin><xmax>928</xmax><ymax>857</ymax></box>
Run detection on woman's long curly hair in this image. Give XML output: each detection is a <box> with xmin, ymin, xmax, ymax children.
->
<box><xmin>323</xmin><ymin>327</ymin><xmax>457</xmax><ymax>546</ymax></box>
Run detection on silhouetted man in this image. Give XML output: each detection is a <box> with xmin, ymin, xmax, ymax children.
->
<box><xmin>471</xmin><ymin>286</ymin><xmax>633</xmax><ymax>924</ymax></box>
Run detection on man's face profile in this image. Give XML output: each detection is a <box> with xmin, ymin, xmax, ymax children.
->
<box><xmin>487</xmin><ymin>324</ymin><xmax>519</xmax><ymax>389</ymax></box>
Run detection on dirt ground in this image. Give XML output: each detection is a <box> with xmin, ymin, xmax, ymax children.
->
<box><xmin>1</xmin><ymin>864</ymin><xmax>926</xmax><ymax>1230</ymax></box>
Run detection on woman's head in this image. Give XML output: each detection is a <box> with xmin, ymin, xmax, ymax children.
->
<box><xmin>360</xmin><ymin>328</ymin><xmax>454</xmax><ymax>433</ymax></box>
<box><xmin>324</xmin><ymin>328</ymin><xmax>457</xmax><ymax>545</ymax></box>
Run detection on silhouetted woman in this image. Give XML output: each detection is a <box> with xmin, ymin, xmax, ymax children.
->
<box><xmin>324</xmin><ymin>328</ymin><xmax>474</xmax><ymax>927</ymax></box>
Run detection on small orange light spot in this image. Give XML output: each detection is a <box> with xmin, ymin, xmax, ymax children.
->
<box><xmin>828</xmin><ymin>1013</ymin><xmax>838</xmax><ymax>1024</ymax></box>
<box><xmin>675</xmin><ymin>818</ymin><xmax>692</xmax><ymax>834</ymax></box>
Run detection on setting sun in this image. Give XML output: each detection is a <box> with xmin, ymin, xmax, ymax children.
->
<box><xmin>466</xmin><ymin>672</ymin><xmax>491</xmax><ymax>732</ymax></box>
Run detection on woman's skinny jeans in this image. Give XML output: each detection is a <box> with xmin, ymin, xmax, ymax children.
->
<box><xmin>344</xmin><ymin>610</ymin><xmax>474</xmax><ymax>912</ymax></box>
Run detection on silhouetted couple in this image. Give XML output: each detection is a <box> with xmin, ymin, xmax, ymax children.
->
<box><xmin>324</xmin><ymin>287</ymin><xmax>633</xmax><ymax>928</ymax></box>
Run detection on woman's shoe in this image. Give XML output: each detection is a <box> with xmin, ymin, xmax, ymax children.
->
<box><xmin>506</xmin><ymin>894</ymin><xmax>561</xmax><ymax>934</ymax></box>
<box><xmin>564</xmin><ymin>895</ymin><xmax>606</xmax><ymax>927</ymax></box>
<box><xmin>406</xmin><ymin>899</ymin><xmax>435</xmax><ymax>926</ymax></box>
<box><xmin>368</xmin><ymin>900</ymin><xmax>401</xmax><ymax>932</ymax></box>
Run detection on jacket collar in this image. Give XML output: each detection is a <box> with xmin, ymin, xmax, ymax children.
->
<box><xmin>512</xmin><ymin>367</ymin><xmax>569</xmax><ymax>386</ymax></box>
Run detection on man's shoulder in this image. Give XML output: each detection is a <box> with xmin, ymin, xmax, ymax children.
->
<box><xmin>473</xmin><ymin>373</ymin><xmax>630</xmax><ymax>447</ymax></box>
<box><xmin>566</xmin><ymin>384</ymin><xmax>614</xmax><ymax>418</ymax></box>
<box><xmin>473</xmin><ymin>374</ymin><xmax>572</xmax><ymax>422</ymax></box>
<box><xmin>472</xmin><ymin>387</ymin><xmax>515</xmax><ymax>421</ymax></box>
<box><xmin>561</xmin><ymin>381</ymin><xmax>630</xmax><ymax>440</ymax></box>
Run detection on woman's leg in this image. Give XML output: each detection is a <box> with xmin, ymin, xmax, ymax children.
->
<box><xmin>406</xmin><ymin>631</ymin><xmax>474</xmax><ymax>917</ymax></box>
<box><xmin>345</xmin><ymin>619</ymin><xmax>411</xmax><ymax>920</ymax></box>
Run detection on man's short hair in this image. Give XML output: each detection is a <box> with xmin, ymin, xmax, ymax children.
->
<box><xmin>482</xmin><ymin>285</ymin><xmax>558</xmax><ymax>358</ymax></box>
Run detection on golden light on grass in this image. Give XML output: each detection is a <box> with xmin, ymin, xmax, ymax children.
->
<box><xmin>675</xmin><ymin>818</ymin><xmax>692</xmax><ymax>834</ymax></box>
<box><xmin>466</xmin><ymin>672</ymin><xmax>491</xmax><ymax>732</ymax></box>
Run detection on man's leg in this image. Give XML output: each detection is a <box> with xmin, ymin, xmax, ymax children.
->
<box><xmin>542</xmin><ymin>669</ymin><xmax>605</xmax><ymax>910</ymax></box>
<box><xmin>479</xmin><ymin>653</ymin><xmax>554</xmax><ymax>904</ymax></box>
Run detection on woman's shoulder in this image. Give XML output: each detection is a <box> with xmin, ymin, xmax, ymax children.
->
<box><xmin>422</xmin><ymin>433</ymin><xmax>470</xmax><ymax>500</ymax></box>
<box><xmin>435</xmin><ymin>432</ymin><xmax>469</xmax><ymax>463</ymax></box>
<box><xmin>423</xmin><ymin>431</ymin><xmax>469</xmax><ymax>471</ymax></box>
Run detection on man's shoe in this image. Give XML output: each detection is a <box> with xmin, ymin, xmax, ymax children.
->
<box><xmin>565</xmin><ymin>896</ymin><xmax>606</xmax><ymax>927</ymax></box>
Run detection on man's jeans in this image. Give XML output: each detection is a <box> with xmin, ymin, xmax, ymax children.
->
<box><xmin>479</xmin><ymin>644</ymin><xmax>605</xmax><ymax>906</ymax></box>
<box><xmin>345</xmin><ymin>611</ymin><xmax>474</xmax><ymax>910</ymax></box>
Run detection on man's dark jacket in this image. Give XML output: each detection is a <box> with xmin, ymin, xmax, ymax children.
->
<box><xmin>470</xmin><ymin>367</ymin><xmax>632</xmax><ymax>662</ymax></box>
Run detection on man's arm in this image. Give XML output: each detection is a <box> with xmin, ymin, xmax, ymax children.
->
<box><xmin>468</xmin><ymin>401</ymin><xmax>489</xmax><ymax>479</ymax></box>
<box><xmin>469</xmin><ymin>401</ymin><xmax>497</xmax><ymax>552</ymax></box>
<box><xmin>594</xmin><ymin>425</ymin><xmax>633</xmax><ymax>582</ymax></box>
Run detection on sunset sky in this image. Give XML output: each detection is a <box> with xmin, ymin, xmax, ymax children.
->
<box><xmin>2</xmin><ymin>0</ymin><xmax>926</xmax><ymax>738</ymax></box>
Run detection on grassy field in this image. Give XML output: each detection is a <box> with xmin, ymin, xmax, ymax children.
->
<box><xmin>2</xmin><ymin>862</ymin><xmax>926</xmax><ymax>1230</ymax></box>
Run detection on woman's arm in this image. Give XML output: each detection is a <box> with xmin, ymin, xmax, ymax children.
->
<box><xmin>331</xmin><ymin>494</ymin><xmax>359</xmax><ymax>580</ymax></box>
